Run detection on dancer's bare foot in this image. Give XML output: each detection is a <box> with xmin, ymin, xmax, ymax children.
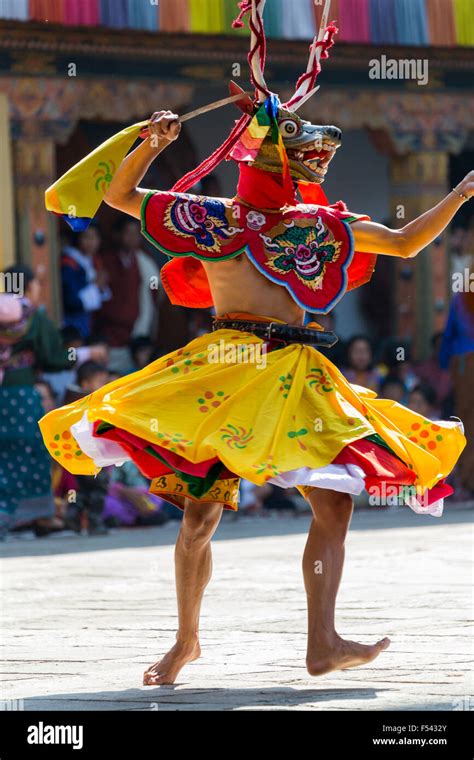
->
<box><xmin>307</xmin><ymin>634</ymin><xmax>390</xmax><ymax>676</ymax></box>
<box><xmin>143</xmin><ymin>638</ymin><xmax>201</xmax><ymax>685</ymax></box>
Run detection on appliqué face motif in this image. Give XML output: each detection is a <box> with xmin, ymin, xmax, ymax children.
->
<box><xmin>164</xmin><ymin>195</ymin><xmax>243</xmax><ymax>253</ymax></box>
<box><xmin>246</xmin><ymin>210</ymin><xmax>266</xmax><ymax>231</ymax></box>
<box><xmin>261</xmin><ymin>216</ymin><xmax>342</xmax><ymax>290</ymax></box>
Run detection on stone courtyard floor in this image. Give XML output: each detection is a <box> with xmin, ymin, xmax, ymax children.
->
<box><xmin>1</xmin><ymin>505</ymin><xmax>472</xmax><ymax>711</ymax></box>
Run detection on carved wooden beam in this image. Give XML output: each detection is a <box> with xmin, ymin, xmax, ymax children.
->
<box><xmin>0</xmin><ymin>20</ymin><xmax>473</xmax><ymax>78</ymax></box>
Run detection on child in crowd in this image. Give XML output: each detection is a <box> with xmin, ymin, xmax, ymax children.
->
<box><xmin>379</xmin><ymin>375</ymin><xmax>407</xmax><ymax>404</ymax></box>
<box><xmin>129</xmin><ymin>335</ymin><xmax>155</xmax><ymax>372</ymax></box>
<box><xmin>35</xmin><ymin>379</ymin><xmax>57</xmax><ymax>414</ymax></box>
<box><xmin>342</xmin><ymin>335</ymin><xmax>381</xmax><ymax>392</ymax></box>
<box><xmin>408</xmin><ymin>383</ymin><xmax>439</xmax><ymax>420</ymax></box>
<box><xmin>63</xmin><ymin>360</ymin><xmax>109</xmax><ymax>404</ymax></box>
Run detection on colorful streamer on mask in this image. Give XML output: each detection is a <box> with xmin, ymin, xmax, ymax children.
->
<box><xmin>229</xmin><ymin>100</ymin><xmax>272</xmax><ymax>162</ymax></box>
<box><xmin>267</xmin><ymin>95</ymin><xmax>292</xmax><ymax>195</ymax></box>
<box><xmin>231</xmin><ymin>94</ymin><xmax>293</xmax><ymax>197</ymax></box>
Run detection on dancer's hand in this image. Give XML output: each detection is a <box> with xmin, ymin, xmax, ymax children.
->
<box><xmin>148</xmin><ymin>111</ymin><xmax>181</xmax><ymax>148</ymax></box>
<box><xmin>104</xmin><ymin>111</ymin><xmax>181</xmax><ymax>220</ymax></box>
<box><xmin>454</xmin><ymin>170</ymin><xmax>474</xmax><ymax>201</ymax></box>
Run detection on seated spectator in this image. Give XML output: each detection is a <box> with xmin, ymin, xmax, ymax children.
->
<box><xmin>64</xmin><ymin>360</ymin><xmax>110</xmax><ymax>404</ymax></box>
<box><xmin>408</xmin><ymin>383</ymin><xmax>439</xmax><ymax>420</ymax></box>
<box><xmin>129</xmin><ymin>335</ymin><xmax>154</xmax><ymax>372</ymax></box>
<box><xmin>380</xmin><ymin>342</ymin><xmax>419</xmax><ymax>393</ymax></box>
<box><xmin>439</xmin><ymin>291</ymin><xmax>474</xmax><ymax>494</ymax></box>
<box><xmin>35</xmin><ymin>378</ymin><xmax>81</xmax><ymax>533</ymax></box>
<box><xmin>310</xmin><ymin>311</ymin><xmax>346</xmax><ymax>367</ymax></box>
<box><xmin>61</xmin><ymin>223</ymin><xmax>111</xmax><ymax>339</ymax></box>
<box><xmin>77</xmin><ymin>360</ymin><xmax>109</xmax><ymax>394</ymax></box>
<box><xmin>103</xmin><ymin>461</ymin><xmax>168</xmax><ymax>528</ymax></box>
<box><xmin>95</xmin><ymin>218</ymin><xmax>159</xmax><ymax>373</ymax></box>
<box><xmin>380</xmin><ymin>375</ymin><xmax>406</xmax><ymax>404</ymax></box>
<box><xmin>342</xmin><ymin>335</ymin><xmax>380</xmax><ymax>392</ymax></box>
<box><xmin>35</xmin><ymin>379</ymin><xmax>57</xmax><ymax>414</ymax></box>
<box><xmin>61</xmin><ymin>325</ymin><xmax>84</xmax><ymax>349</ymax></box>
<box><xmin>263</xmin><ymin>484</ymin><xmax>299</xmax><ymax>513</ymax></box>
<box><xmin>64</xmin><ymin>468</ymin><xmax>110</xmax><ymax>536</ymax></box>
<box><xmin>415</xmin><ymin>332</ymin><xmax>452</xmax><ymax>409</ymax></box>
<box><xmin>0</xmin><ymin>266</ymin><xmax>103</xmax><ymax>539</ymax></box>
<box><xmin>51</xmin><ymin>460</ymin><xmax>79</xmax><ymax>527</ymax></box>
<box><xmin>62</xmin><ymin>362</ymin><xmax>110</xmax><ymax>535</ymax></box>
<box><xmin>239</xmin><ymin>480</ymin><xmax>271</xmax><ymax>515</ymax></box>
<box><xmin>41</xmin><ymin>326</ymin><xmax>99</xmax><ymax>404</ymax></box>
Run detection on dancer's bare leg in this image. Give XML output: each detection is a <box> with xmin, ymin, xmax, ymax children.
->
<box><xmin>143</xmin><ymin>499</ymin><xmax>223</xmax><ymax>685</ymax></box>
<box><xmin>303</xmin><ymin>487</ymin><xmax>390</xmax><ymax>676</ymax></box>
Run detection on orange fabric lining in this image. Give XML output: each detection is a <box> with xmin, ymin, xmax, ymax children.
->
<box><xmin>160</xmin><ymin>257</ymin><xmax>213</xmax><ymax>308</ymax></box>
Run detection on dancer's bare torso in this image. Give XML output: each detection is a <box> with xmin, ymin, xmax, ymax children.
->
<box><xmin>202</xmin><ymin>254</ymin><xmax>305</xmax><ymax>325</ymax></box>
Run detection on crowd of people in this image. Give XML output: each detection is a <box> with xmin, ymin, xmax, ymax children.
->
<box><xmin>1</xmin><ymin>220</ymin><xmax>473</xmax><ymax>540</ymax></box>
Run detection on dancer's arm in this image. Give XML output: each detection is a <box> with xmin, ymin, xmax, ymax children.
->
<box><xmin>104</xmin><ymin>111</ymin><xmax>181</xmax><ymax>219</ymax></box>
<box><xmin>350</xmin><ymin>171</ymin><xmax>473</xmax><ymax>259</ymax></box>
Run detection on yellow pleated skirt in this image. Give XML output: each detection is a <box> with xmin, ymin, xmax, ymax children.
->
<box><xmin>38</xmin><ymin>325</ymin><xmax>466</xmax><ymax>512</ymax></box>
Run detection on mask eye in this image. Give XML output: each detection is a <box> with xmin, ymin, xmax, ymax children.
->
<box><xmin>279</xmin><ymin>119</ymin><xmax>299</xmax><ymax>137</ymax></box>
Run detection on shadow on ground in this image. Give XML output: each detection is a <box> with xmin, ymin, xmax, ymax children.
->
<box><xmin>21</xmin><ymin>685</ymin><xmax>386</xmax><ymax>711</ymax></box>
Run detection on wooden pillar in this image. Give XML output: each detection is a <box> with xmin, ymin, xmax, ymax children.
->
<box><xmin>0</xmin><ymin>93</ymin><xmax>15</xmax><ymax>272</ymax></box>
<box><xmin>390</xmin><ymin>151</ymin><xmax>449</xmax><ymax>360</ymax></box>
<box><xmin>12</xmin><ymin>127</ymin><xmax>61</xmax><ymax>320</ymax></box>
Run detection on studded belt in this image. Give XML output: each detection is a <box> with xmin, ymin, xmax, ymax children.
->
<box><xmin>212</xmin><ymin>319</ymin><xmax>338</xmax><ymax>348</ymax></box>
